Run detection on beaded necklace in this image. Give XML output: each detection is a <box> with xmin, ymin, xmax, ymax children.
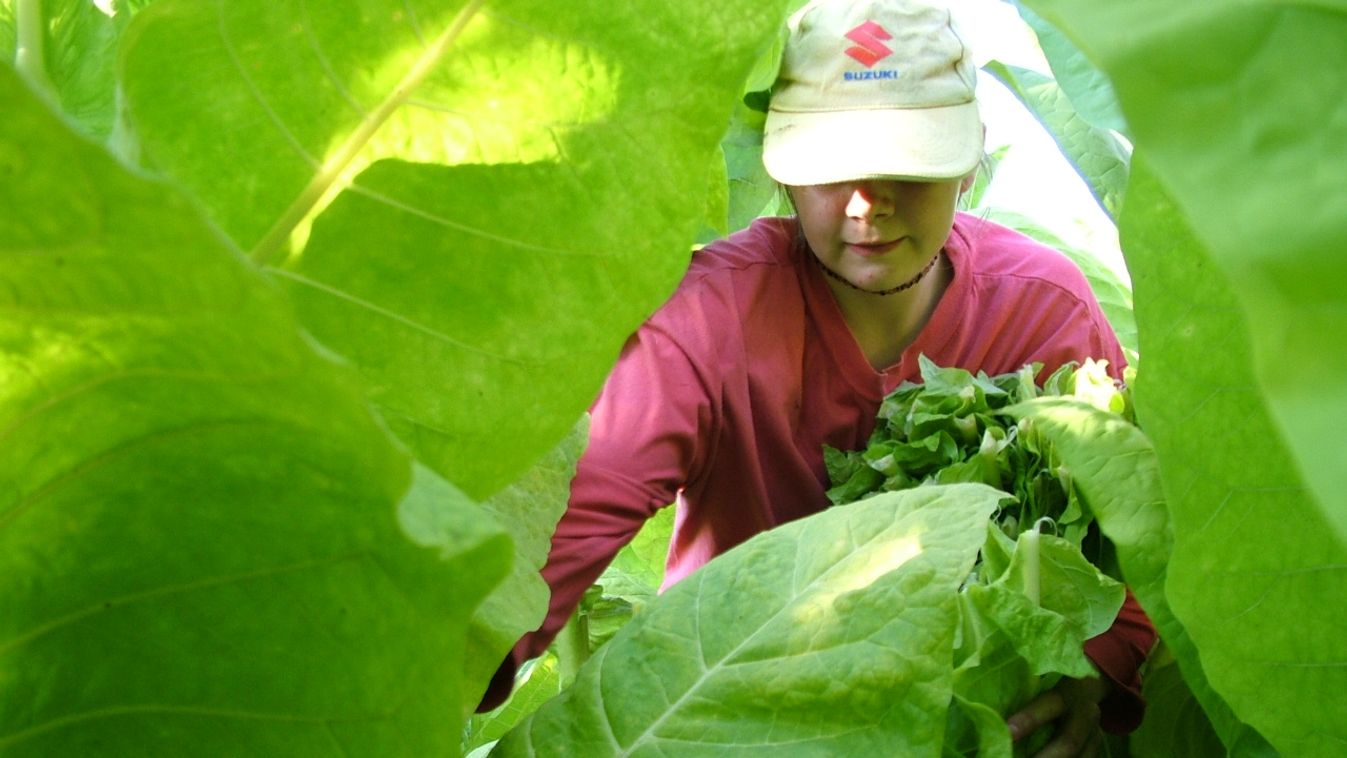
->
<box><xmin>815</xmin><ymin>251</ymin><xmax>940</xmax><ymax>296</ymax></box>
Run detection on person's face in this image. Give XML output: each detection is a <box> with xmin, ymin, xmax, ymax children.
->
<box><xmin>791</xmin><ymin>178</ymin><xmax>963</xmax><ymax>293</ymax></box>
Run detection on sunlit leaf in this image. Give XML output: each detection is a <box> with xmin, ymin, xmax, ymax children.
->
<box><xmin>496</xmin><ymin>485</ymin><xmax>1005</xmax><ymax>756</ymax></box>
<box><xmin>983</xmin><ymin>60</ymin><xmax>1128</xmax><ymax>220</ymax></box>
<box><xmin>121</xmin><ymin>0</ymin><xmax>794</xmax><ymax>498</ymax></box>
<box><xmin>1009</xmin><ymin>1</ymin><xmax>1127</xmax><ymax>136</ymax></box>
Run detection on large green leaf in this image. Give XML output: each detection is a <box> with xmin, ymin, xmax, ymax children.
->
<box><xmin>119</xmin><ymin>0</ymin><xmax>793</xmax><ymax>498</ymax></box>
<box><xmin>1122</xmin><ymin>154</ymin><xmax>1337</xmax><ymax>756</ymax></box>
<box><xmin>1008</xmin><ymin>1</ymin><xmax>1127</xmax><ymax>136</ymax></box>
<box><xmin>464</xmin><ymin>416</ymin><xmax>588</xmax><ymax>709</ymax></box>
<box><xmin>983</xmin><ymin>61</ymin><xmax>1129</xmax><ymax>220</ymax></box>
<box><xmin>0</xmin><ymin>1</ymin><xmax>9</xmax><ymax>53</ymax></box>
<box><xmin>1020</xmin><ymin>0</ymin><xmax>1347</xmax><ymax>551</ymax></box>
<box><xmin>0</xmin><ymin>65</ymin><xmax>511</xmax><ymax>754</ymax></box>
<box><xmin>275</xmin><ymin>159</ymin><xmax>626</xmax><ymax>497</ymax></box>
<box><xmin>1018</xmin><ymin>0</ymin><xmax>1347</xmax><ymax>749</ymax></box>
<box><xmin>1003</xmin><ymin>395</ymin><xmax>1262</xmax><ymax>751</ymax></box>
<box><xmin>495</xmin><ymin>484</ymin><xmax>1006</xmax><ymax>756</ymax></box>
<box><xmin>1128</xmin><ymin>656</ymin><xmax>1225</xmax><ymax>758</ymax></box>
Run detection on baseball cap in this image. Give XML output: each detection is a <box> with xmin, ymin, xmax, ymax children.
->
<box><xmin>762</xmin><ymin>0</ymin><xmax>983</xmax><ymax>186</ymax></box>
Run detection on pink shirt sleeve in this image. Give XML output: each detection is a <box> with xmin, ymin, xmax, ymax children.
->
<box><xmin>478</xmin><ymin>324</ymin><xmax>714</xmax><ymax>710</ymax></box>
<box><xmin>1087</xmin><ymin>590</ymin><xmax>1158</xmax><ymax>733</ymax></box>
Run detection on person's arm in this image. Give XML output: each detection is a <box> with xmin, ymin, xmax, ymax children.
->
<box><xmin>477</xmin><ymin>323</ymin><xmax>715</xmax><ymax>712</ymax></box>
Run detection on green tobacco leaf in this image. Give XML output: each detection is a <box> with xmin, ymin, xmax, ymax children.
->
<box><xmin>995</xmin><ymin>533</ymin><xmax>1123</xmax><ymax>643</ymax></box>
<box><xmin>721</xmin><ymin>96</ymin><xmax>778</xmax><ymax>234</ymax></box>
<box><xmin>0</xmin><ymin>66</ymin><xmax>511</xmax><ymax>754</ymax></box>
<box><xmin>277</xmin><ymin>159</ymin><xmax>627</xmax><ymax>496</ymax></box>
<box><xmin>1019</xmin><ymin>0</ymin><xmax>1347</xmax><ymax>551</ymax></box>
<box><xmin>1009</xmin><ymin>1</ymin><xmax>1127</xmax><ymax>136</ymax></box>
<box><xmin>1128</xmin><ymin>657</ymin><xmax>1225</xmax><ymax>758</ymax></box>
<box><xmin>948</xmin><ymin>594</ymin><xmax>1047</xmax><ymax>757</ymax></box>
<box><xmin>1003</xmin><ymin>399</ymin><xmax>1164</xmax><ymax>611</ymax></box>
<box><xmin>466</xmin><ymin>654</ymin><xmax>563</xmax><ymax>754</ymax></box>
<box><xmin>464</xmin><ymin>416</ymin><xmax>588</xmax><ymax>710</ymax></box>
<box><xmin>1003</xmin><ymin>395</ymin><xmax>1247</xmax><ymax>750</ymax></box>
<box><xmin>496</xmin><ymin>484</ymin><xmax>1006</xmax><ymax>756</ymax></box>
<box><xmin>697</xmin><ymin>143</ymin><xmax>732</xmax><ymax>243</ymax></box>
<box><xmin>962</xmin><ymin>582</ymin><xmax>1095</xmax><ymax>680</ymax></box>
<box><xmin>946</xmin><ymin>695</ymin><xmax>1012</xmax><ymax>758</ymax></box>
<box><xmin>1015</xmin><ymin>1</ymin><xmax>1347</xmax><ymax>744</ymax></box>
<box><xmin>599</xmin><ymin>504</ymin><xmax>674</xmax><ymax>606</ymax></box>
<box><xmin>1122</xmin><ymin>154</ymin><xmax>1334</xmax><ymax>755</ymax></box>
<box><xmin>3</xmin><ymin>0</ymin><xmax>124</xmax><ymax>139</ymax></box>
<box><xmin>46</xmin><ymin>0</ymin><xmax>120</xmax><ymax>138</ymax></box>
<box><xmin>0</xmin><ymin>2</ymin><xmax>14</xmax><ymax>67</ymax></box>
<box><xmin>120</xmin><ymin>0</ymin><xmax>793</xmax><ymax>498</ymax></box>
<box><xmin>983</xmin><ymin>60</ymin><xmax>1128</xmax><ymax>220</ymax></box>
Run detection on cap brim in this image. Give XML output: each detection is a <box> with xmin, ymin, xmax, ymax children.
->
<box><xmin>763</xmin><ymin>101</ymin><xmax>983</xmax><ymax>186</ymax></box>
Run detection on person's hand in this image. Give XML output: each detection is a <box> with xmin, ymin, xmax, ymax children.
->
<box><xmin>1005</xmin><ymin>675</ymin><xmax>1110</xmax><ymax>757</ymax></box>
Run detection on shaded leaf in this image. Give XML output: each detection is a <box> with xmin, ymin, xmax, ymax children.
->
<box><xmin>0</xmin><ymin>65</ymin><xmax>511</xmax><ymax>754</ymax></box>
<box><xmin>465</xmin><ymin>417</ymin><xmax>589</xmax><ymax>709</ymax></box>
<box><xmin>1128</xmin><ymin>656</ymin><xmax>1226</xmax><ymax>758</ymax></box>
<box><xmin>1020</xmin><ymin>0</ymin><xmax>1347</xmax><ymax>547</ymax></box>
<box><xmin>1121</xmin><ymin>153</ymin><xmax>1328</xmax><ymax>755</ymax></box>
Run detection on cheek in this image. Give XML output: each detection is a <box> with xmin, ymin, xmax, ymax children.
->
<box><xmin>793</xmin><ymin>193</ymin><xmax>845</xmax><ymax>248</ymax></box>
<box><xmin>911</xmin><ymin>187</ymin><xmax>960</xmax><ymax>232</ymax></box>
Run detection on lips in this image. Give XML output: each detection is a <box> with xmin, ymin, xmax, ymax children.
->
<box><xmin>846</xmin><ymin>239</ymin><xmax>902</xmax><ymax>257</ymax></box>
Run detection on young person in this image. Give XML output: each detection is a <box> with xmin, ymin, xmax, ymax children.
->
<box><xmin>481</xmin><ymin>0</ymin><xmax>1155</xmax><ymax>753</ymax></box>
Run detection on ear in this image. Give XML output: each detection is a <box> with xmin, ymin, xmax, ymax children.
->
<box><xmin>958</xmin><ymin>125</ymin><xmax>987</xmax><ymax>194</ymax></box>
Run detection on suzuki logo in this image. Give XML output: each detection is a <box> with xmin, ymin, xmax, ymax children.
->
<box><xmin>844</xmin><ymin>21</ymin><xmax>893</xmax><ymax>68</ymax></box>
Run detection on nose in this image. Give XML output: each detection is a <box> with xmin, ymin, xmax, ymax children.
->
<box><xmin>844</xmin><ymin>181</ymin><xmax>896</xmax><ymax>220</ymax></box>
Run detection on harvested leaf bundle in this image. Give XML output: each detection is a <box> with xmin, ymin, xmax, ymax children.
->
<box><xmin>827</xmin><ymin>355</ymin><xmax>1138</xmax><ymax>753</ymax></box>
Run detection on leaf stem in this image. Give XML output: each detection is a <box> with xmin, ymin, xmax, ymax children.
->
<box><xmin>248</xmin><ymin>0</ymin><xmax>487</xmax><ymax>266</ymax></box>
<box><xmin>555</xmin><ymin>608</ymin><xmax>590</xmax><ymax>688</ymax></box>
<box><xmin>14</xmin><ymin>0</ymin><xmax>58</xmax><ymax>101</ymax></box>
<box><xmin>1022</xmin><ymin>527</ymin><xmax>1041</xmax><ymax>607</ymax></box>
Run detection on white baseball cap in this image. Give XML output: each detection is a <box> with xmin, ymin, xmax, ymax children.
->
<box><xmin>763</xmin><ymin>0</ymin><xmax>984</xmax><ymax>186</ymax></box>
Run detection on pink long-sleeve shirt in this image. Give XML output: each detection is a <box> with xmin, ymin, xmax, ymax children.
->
<box><xmin>484</xmin><ymin>214</ymin><xmax>1155</xmax><ymax>730</ymax></box>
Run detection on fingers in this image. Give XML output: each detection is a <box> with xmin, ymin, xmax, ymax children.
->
<box><xmin>1007</xmin><ymin>678</ymin><xmax>1106</xmax><ymax>757</ymax></box>
<box><xmin>1006</xmin><ymin>689</ymin><xmax>1065</xmax><ymax>742</ymax></box>
<box><xmin>1029</xmin><ymin>690</ymin><xmax>1103</xmax><ymax>758</ymax></box>
<box><xmin>1033</xmin><ymin>720</ymin><xmax>1100</xmax><ymax>758</ymax></box>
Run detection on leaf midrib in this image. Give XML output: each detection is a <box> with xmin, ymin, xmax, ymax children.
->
<box><xmin>247</xmin><ymin>0</ymin><xmax>487</xmax><ymax>265</ymax></box>
<box><xmin>617</xmin><ymin>509</ymin><xmax>961</xmax><ymax>755</ymax></box>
